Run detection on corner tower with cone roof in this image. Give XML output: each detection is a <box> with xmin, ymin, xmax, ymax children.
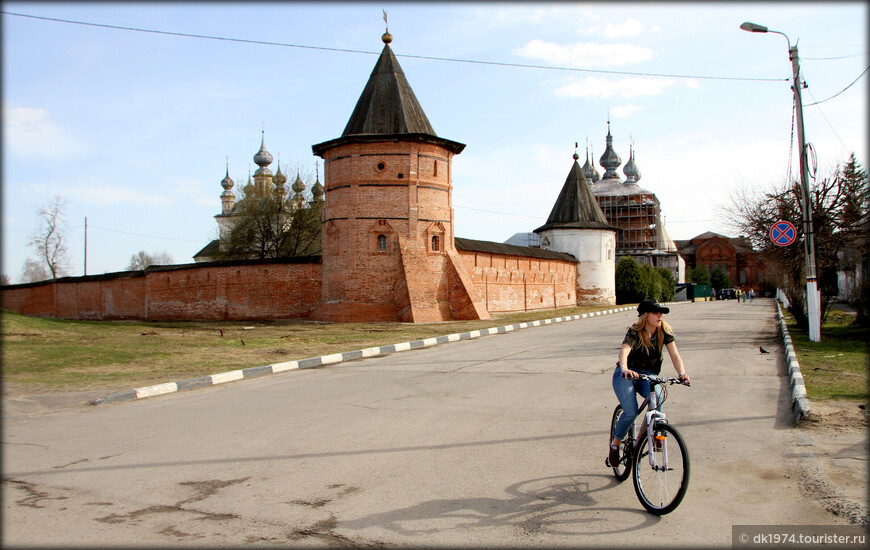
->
<box><xmin>310</xmin><ymin>30</ymin><xmax>487</xmax><ymax>322</ymax></box>
<box><xmin>535</xmin><ymin>149</ymin><xmax>617</xmax><ymax>304</ymax></box>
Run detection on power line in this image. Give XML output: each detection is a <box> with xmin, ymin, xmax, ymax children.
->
<box><xmin>2</xmin><ymin>10</ymin><xmax>787</xmax><ymax>83</ymax></box>
<box><xmin>81</xmin><ymin>224</ymin><xmax>205</xmax><ymax>243</ymax></box>
<box><xmin>804</xmin><ymin>65</ymin><xmax>869</xmax><ymax>106</ymax></box>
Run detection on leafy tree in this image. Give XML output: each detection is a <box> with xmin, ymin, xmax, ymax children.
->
<box><xmin>687</xmin><ymin>265</ymin><xmax>710</xmax><ymax>286</ymax></box>
<box><xmin>128</xmin><ymin>250</ymin><xmax>174</xmax><ymax>271</ymax></box>
<box><xmin>657</xmin><ymin>267</ymin><xmax>676</xmax><ymax>301</ymax></box>
<box><xmin>640</xmin><ymin>263</ymin><xmax>661</xmax><ymax>301</ymax></box>
<box><xmin>615</xmin><ymin>256</ymin><xmax>644</xmax><ymax>304</ymax></box>
<box><xmin>710</xmin><ymin>266</ymin><xmax>731</xmax><ymax>291</ymax></box>
<box><xmin>28</xmin><ymin>196</ymin><xmax>70</xmax><ymax>279</ymax></box>
<box><xmin>725</xmin><ymin>154</ymin><xmax>868</xmax><ymax>330</ymax></box>
<box><xmin>19</xmin><ymin>258</ymin><xmax>50</xmax><ymax>283</ymax></box>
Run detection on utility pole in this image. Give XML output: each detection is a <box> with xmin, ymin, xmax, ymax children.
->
<box><xmin>84</xmin><ymin>217</ymin><xmax>87</xmax><ymax>276</ymax></box>
<box><xmin>740</xmin><ymin>22</ymin><xmax>820</xmax><ymax>341</ymax></box>
<box><xmin>789</xmin><ymin>42</ymin><xmax>821</xmax><ymax>342</ymax></box>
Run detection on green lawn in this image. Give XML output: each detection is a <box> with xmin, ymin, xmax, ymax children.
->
<box><xmin>782</xmin><ymin>308</ymin><xmax>869</xmax><ymax>402</ymax></box>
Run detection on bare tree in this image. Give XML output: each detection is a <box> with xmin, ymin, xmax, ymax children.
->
<box><xmin>1</xmin><ymin>274</ymin><xmax>12</xmax><ymax>286</ymax></box>
<box><xmin>19</xmin><ymin>257</ymin><xmax>50</xmax><ymax>283</ymax></box>
<box><xmin>28</xmin><ymin>196</ymin><xmax>70</xmax><ymax>279</ymax></box>
<box><xmin>127</xmin><ymin>250</ymin><xmax>174</xmax><ymax>271</ymax></box>
<box><xmin>723</xmin><ymin>154</ymin><xmax>868</xmax><ymax>329</ymax></box>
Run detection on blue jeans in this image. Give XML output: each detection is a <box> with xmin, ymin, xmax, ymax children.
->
<box><xmin>611</xmin><ymin>365</ymin><xmax>662</xmax><ymax>441</ymax></box>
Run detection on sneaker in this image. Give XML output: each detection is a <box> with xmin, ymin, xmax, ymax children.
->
<box><xmin>608</xmin><ymin>443</ymin><xmax>620</xmax><ymax>467</ymax></box>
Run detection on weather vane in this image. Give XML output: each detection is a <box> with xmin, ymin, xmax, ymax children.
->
<box><xmin>383</xmin><ymin>9</ymin><xmax>388</xmax><ymax>31</ymax></box>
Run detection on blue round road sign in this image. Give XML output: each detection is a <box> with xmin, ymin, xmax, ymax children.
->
<box><xmin>770</xmin><ymin>221</ymin><xmax>797</xmax><ymax>246</ymax></box>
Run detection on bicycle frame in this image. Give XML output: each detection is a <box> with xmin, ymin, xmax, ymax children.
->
<box><xmin>631</xmin><ymin>383</ymin><xmax>669</xmax><ymax>471</ymax></box>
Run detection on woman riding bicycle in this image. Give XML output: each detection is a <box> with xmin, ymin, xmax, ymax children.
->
<box><xmin>608</xmin><ymin>299</ymin><xmax>690</xmax><ymax>468</ymax></box>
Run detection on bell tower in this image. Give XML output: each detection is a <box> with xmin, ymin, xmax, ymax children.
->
<box><xmin>310</xmin><ymin>31</ymin><xmax>486</xmax><ymax>322</ymax></box>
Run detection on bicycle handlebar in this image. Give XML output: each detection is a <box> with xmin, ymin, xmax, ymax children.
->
<box><xmin>634</xmin><ymin>373</ymin><xmax>691</xmax><ymax>387</ymax></box>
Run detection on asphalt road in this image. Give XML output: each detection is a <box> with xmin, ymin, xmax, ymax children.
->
<box><xmin>2</xmin><ymin>298</ymin><xmax>845</xmax><ymax>547</ymax></box>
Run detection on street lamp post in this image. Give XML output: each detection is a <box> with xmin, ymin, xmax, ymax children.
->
<box><xmin>741</xmin><ymin>21</ymin><xmax>821</xmax><ymax>342</ymax></box>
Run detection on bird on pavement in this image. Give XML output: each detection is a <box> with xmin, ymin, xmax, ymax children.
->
<box><xmin>759</xmin><ymin>347</ymin><xmax>770</xmax><ymax>354</ymax></box>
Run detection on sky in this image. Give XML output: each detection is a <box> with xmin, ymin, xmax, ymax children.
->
<box><xmin>2</xmin><ymin>2</ymin><xmax>867</xmax><ymax>283</ymax></box>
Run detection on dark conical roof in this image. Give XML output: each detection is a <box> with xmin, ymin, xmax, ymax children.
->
<box><xmin>534</xmin><ymin>159</ymin><xmax>616</xmax><ymax>233</ymax></box>
<box><xmin>312</xmin><ymin>36</ymin><xmax>464</xmax><ymax>157</ymax></box>
<box><xmin>342</xmin><ymin>44</ymin><xmax>435</xmax><ymax>136</ymax></box>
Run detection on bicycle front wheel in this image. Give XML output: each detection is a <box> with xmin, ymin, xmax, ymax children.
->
<box><xmin>632</xmin><ymin>423</ymin><xmax>689</xmax><ymax>515</ymax></box>
<box><xmin>609</xmin><ymin>405</ymin><xmax>631</xmax><ymax>481</ymax></box>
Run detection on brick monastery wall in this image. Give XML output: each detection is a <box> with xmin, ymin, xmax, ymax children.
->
<box><xmin>1</xmin><ymin>259</ymin><xmax>322</xmax><ymax>321</ymax></box>
<box><xmin>1</xmin><ymin>248</ymin><xmax>579</xmax><ymax>321</ymax></box>
<box><xmin>455</xmin><ymin>249</ymin><xmax>577</xmax><ymax>313</ymax></box>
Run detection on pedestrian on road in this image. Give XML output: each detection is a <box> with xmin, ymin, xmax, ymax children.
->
<box><xmin>608</xmin><ymin>299</ymin><xmax>690</xmax><ymax>468</ymax></box>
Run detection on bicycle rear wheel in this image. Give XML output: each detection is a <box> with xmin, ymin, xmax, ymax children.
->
<box><xmin>632</xmin><ymin>423</ymin><xmax>689</xmax><ymax>515</ymax></box>
<box><xmin>608</xmin><ymin>405</ymin><xmax>631</xmax><ymax>481</ymax></box>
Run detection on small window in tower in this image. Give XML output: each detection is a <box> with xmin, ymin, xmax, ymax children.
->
<box><xmin>377</xmin><ymin>234</ymin><xmax>387</xmax><ymax>251</ymax></box>
<box><xmin>433</xmin><ymin>161</ymin><xmax>438</xmax><ymax>177</ymax></box>
<box><xmin>431</xmin><ymin>235</ymin><xmax>440</xmax><ymax>251</ymax></box>
<box><xmin>377</xmin><ymin>162</ymin><xmax>385</xmax><ymax>171</ymax></box>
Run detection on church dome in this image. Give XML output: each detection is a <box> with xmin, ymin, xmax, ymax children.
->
<box><xmin>582</xmin><ymin>146</ymin><xmax>600</xmax><ymax>184</ymax></box>
<box><xmin>221</xmin><ymin>165</ymin><xmax>234</xmax><ymax>190</ymax></box>
<box><xmin>274</xmin><ymin>164</ymin><xmax>287</xmax><ymax>186</ymax></box>
<box><xmin>312</xmin><ymin>178</ymin><xmax>324</xmax><ymax>201</ymax></box>
<box><xmin>623</xmin><ymin>145</ymin><xmax>641</xmax><ymax>183</ymax></box>
<box><xmin>254</xmin><ymin>132</ymin><xmax>273</xmax><ymax>168</ymax></box>
<box><xmin>599</xmin><ymin>121</ymin><xmax>621</xmax><ymax>179</ymax></box>
<box><xmin>292</xmin><ymin>172</ymin><xmax>305</xmax><ymax>194</ymax></box>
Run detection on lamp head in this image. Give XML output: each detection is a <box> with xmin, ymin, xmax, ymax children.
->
<box><xmin>740</xmin><ymin>21</ymin><xmax>768</xmax><ymax>33</ymax></box>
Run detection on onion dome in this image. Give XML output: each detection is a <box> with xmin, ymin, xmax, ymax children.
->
<box><xmin>623</xmin><ymin>142</ymin><xmax>641</xmax><ymax>184</ymax></box>
<box><xmin>274</xmin><ymin>163</ymin><xmax>287</xmax><ymax>187</ymax></box>
<box><xmin>253</xmin><ymin>131</ymin><xmax>273</xmax><ymax>176</ymax></box>
<box><xmin>220</xmin><ymin>162</ymin><xmax>234</xmax><ymax>190</ymax></box>
<box><xmin>599</xmin><ymin>120</ymin><xmax>622</xmax><ymax>179</ymax></box>
<box><xmin>312</xmin><ymin>179</ymin><xmax>324</xmax><ymax>201</ymax></box>
<box><xmin>292</xmin><ymin>172</ymin><xmax>305</xmax><ymax>194</ymax></box>
<box><xmin>582</xmin><ymin>143</ymin><xmax>601</xmax><ymax>184</ymax></box>
<box><xmin>312</xmin><ymin>164</ymin><xmax>324</xmax><ymax>201</ymax></box>
<box><xmin>242</xmin><ymin>166</ymin><xmax>254</xmax><ymax>195</ymax></box>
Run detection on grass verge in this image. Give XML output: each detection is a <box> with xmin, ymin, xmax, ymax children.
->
<box><xmin>781</xmin><ymin>308</ymin><xmax>869</xmax><ymax>402</ymax></box>
<box><xmin>2</xmin><ymin>305</ymin><xmax>623</xmax><ymax>396</ymax></box>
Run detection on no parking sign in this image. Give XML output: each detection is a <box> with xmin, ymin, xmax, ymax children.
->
<box><xmin>770</xmin><ymin>220</ymin><xmax>797</xmax><ymax>247</ymax></box>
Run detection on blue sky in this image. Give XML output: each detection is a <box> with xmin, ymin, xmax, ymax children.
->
<box><xmin>3</xmin><ymin>2</ymin><xmax>867</xmax><ymax>282</ymax></box>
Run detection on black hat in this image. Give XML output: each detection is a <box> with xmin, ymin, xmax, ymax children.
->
<box><xmin>637</xmin><ymin>299</ymin><xmax>669</xmax><ymax>315</ymax></box>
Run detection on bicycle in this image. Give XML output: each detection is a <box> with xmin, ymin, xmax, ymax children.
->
<box><xmin>605</xmin><ymin>373</ymin><xmax>691</xmax><ymax>515</ymax></box>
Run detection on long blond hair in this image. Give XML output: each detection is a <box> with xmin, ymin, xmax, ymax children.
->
<box><xmin>631</xmin><ymin>312</ymin><xmax>674</xmax><ymax>354</ymax></box>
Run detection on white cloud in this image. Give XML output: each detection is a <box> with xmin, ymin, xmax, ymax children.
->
<box><xmin>603</xmin><ymin>18</ymin><xmax>645</xmax><ymax>39</ymax></box>
<box><xmin>554</xmin><ymin>77</ymin><xmax>676</xmax><ymax>99</ymax></box>
<box><xmin>610</xmin><ymin>104</ymin><xmax>641</xmax><ymax>118</ymax></box>
<box><xmin>515</xmin><ymin>39</ymin><xmax>654</xmax><ymax>68</ymax></box>
<box><xmin>2</xmin><ymin>104</ymin><xmax>90</xmax><ymax>160</ymax></box>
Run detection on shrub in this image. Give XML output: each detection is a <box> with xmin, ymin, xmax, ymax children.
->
<box><xmin>616</xmin><ymin>257</ymin><xmax>644</xmax><ymax>304</ymax></box>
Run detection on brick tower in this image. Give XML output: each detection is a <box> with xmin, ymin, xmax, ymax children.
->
<box><xmin>310</xmin><ymin>31</ymin><xmax>487</xmax><ymax>322</ymax></box>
